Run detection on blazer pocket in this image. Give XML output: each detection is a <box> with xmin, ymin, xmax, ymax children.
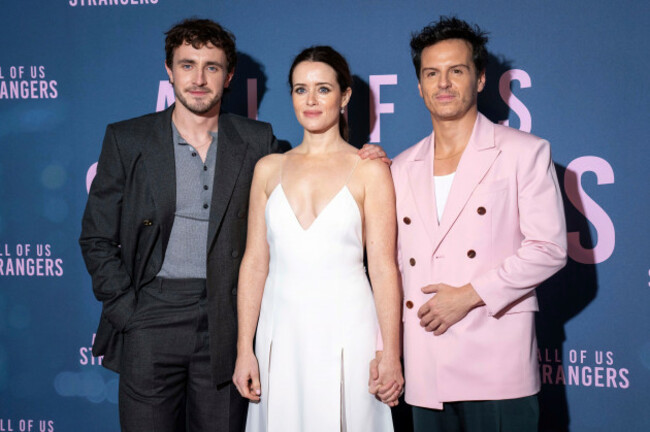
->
<box><xmin>473</xmin><ymin>178</ymin><xmax>509</xmax><ymax>195</ymax></box>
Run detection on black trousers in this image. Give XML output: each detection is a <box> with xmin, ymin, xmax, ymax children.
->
<box><xmin>412</xmin><ymin>395</ymin><xmax>539</xmax><ymax>432</ymax></box>
<box><xmin>118</xmin><ymin>278</ymin><xmax>246</xmax><ymax>432</ymax></box>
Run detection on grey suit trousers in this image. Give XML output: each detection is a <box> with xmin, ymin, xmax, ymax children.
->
<box><xmin>118</xmin><ymin>278</ymin><xmax>247</xmax><ymax>432</ymax></box>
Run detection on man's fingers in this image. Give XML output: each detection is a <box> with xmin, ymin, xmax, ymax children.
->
<box><xmin>434</xmin><ymin>323</ymin><xmax>448</xmax><ymax>336</ymax></box>
<box><xmin>380</xmin><ymin>387</ymin><xmax>401</xmax><ymax>404</ymax></box>
<box><xmin>358</xmin><ymin>144</ymin><xmax>389</xmax><ymax>161</ymax></box>
<box><xmin>424</xmin><ymin>317</ymin><xmax>441</xmax><ymax>332</ymax></box>
<box><xmin>377</xmin><ymin>381</ymin><xmax>398</xmax><ymax>397</ymax></box>
<box><xmin>417</xmin><ymin>302</ymin><xmax>430</xmax><ymax>319</ymax></box>
<box><xmin>421</xmin><ymin>284</ymin><xmax>438</xmax><ymax>294</ymax></box>
<box><xmin>382</xmin><ymin>389</ymin><xmax>400</xmax><ymax>403</ymax></box>
<box><xmin>419</xmin><ymin>308</ymin><xmax>436</xmax><ymax>328</ymax></box>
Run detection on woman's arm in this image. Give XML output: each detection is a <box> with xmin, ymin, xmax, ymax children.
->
<box><xmin>232</xmin><ymin>155</ymin><xmax>278</xmax><ymax>401</ymax></box>
<box><xmin>361</xmin><ymin>158</ymin><xmax>404</xmax><ymax>406</ymax></box>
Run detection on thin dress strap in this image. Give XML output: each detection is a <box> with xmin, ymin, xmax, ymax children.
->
<box><xmin>278</xmin><ymin>155</ymin><xmax>286</xmax><ymax>188</ymax></box>
<box><xmin>344</xmin><ymin>157</ymin><xmax>361</xmax><ymax>186</ymax></box>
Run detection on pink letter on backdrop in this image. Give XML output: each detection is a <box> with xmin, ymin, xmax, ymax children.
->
<box><xmin>498</xmin><ymin>69</ymin><xmax>532</xmax><ymax>132</ymax></box>
<box><xmin>369</xmin><ymin>74</ymin><xmax>397</xmax><ymax>143</ymax></box>
<box><xmin>247</xmin><ymin>78</ymin><xmax>258</xmax><ymax>120</ymax></box>
<box><xmin>156</xmin><ymin>81</ymin><xmax>175</xmax><ymax>112</ymax></box>
<box><xmin>86</xmin><ymin>162</ymin><xmax>97</xmax><ymax>193</ymax></box>
<box><xmin>564</xmin><ymin>156</ymin><xmax>615</xmax><ymax>264</ymax></box>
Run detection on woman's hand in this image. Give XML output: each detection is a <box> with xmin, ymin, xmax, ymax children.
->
<box><xmin>369</xmin><ymin>351</ymin><xmax>404</xmax><ymax>407</ymax></box>
<box><xmin>232</xmin><ymin>351</ymin><xmax>262</xmax><ymax>402</ymax></box>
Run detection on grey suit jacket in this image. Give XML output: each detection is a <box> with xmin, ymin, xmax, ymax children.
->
<box><xmin>80</xmin><ymin>104</ymin><xmax>278</xmax><ymax>384</ymax></box>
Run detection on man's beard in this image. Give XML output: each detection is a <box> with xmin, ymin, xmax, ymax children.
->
<box><xmin>174</xmin><ymin>86</ymin><xmax>223</xmax><ymax>115</ymax></box>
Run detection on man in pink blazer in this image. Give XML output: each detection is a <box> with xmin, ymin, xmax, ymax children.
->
<box><xmin>384</xmin><ymin>17</ymin><xmax>567</xmax><ymax>431</ymax></box>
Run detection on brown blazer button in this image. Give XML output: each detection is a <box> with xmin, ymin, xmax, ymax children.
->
<box><xmin>405</xmin><ymin>300</ymin><xmax>414</xmax><ymax>309</ymax></box>
<box><xmin>143</xmin><ymin>219</ymin><xmax>153</xmax><ymax>226</ymax></box>
<box><xmin>409</xmin><ymin>258</ymin><xmax>416</xmax><ymax>266</ymax></box>
<box><xmin>477</xmin><ymin>206</ymin><xmax>486</xmax><ymax>215</ymax></box>
<box><xmin>403</xmin><ymin>217</ymin><xmax>411</xmax><ymax>225</ymax></box>
<box><xmin>467</xmin><ymin>249</ymin><xmax>476</xmax><ymax>258</ymax></box>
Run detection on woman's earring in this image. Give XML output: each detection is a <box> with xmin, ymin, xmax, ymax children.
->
<box><xmin>340</xmin><ymin>107</ymin><xmax>345</xmax><ymax>114</ymax></box>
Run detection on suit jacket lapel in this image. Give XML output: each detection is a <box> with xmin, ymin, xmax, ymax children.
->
<box><xmin>207</xmin><ymin>113</ymin><xmax>249</xmax><ymax>251</ymax></box>
<box><xmin>142</xmin><ymin>105</ymin><xmax>176</xmax><ymax>253</ymax></box>
<box><xmin>407</xmin><ymin>134</ymin><xmax>438</xmax><ymax>245</ymax></box>
<box><xmin>433</xmin><ymin>114</ymin><xmax>500</xmax><ymax>253</ymax></box>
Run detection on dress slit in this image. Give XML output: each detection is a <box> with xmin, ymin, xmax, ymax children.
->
<box><xmin>340</xmin><ymin>348</ymin><xmax>347</xmax><ymax>432</ymax></box>
<box><xmin>266</xmin><ymin>341</ymin><xmax>273</xmax><ymax>428</ymax></box>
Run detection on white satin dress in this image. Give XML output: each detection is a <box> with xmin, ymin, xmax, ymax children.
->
<box><xmin>245</xmin><ymin>176</ymin><xmax>394</xmax><ymax>431</ymax></box>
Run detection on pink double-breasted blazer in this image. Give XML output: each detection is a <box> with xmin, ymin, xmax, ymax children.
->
<box><xmin>391</xmin><ymin>113</ymin><xmax>567</xmax><ymax>409</ymax></box>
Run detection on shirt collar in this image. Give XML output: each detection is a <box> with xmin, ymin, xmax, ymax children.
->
<box><xmin>171</xmin><ymin>121</ymin><xmax>218</xmax><ymax>146</ymax></box>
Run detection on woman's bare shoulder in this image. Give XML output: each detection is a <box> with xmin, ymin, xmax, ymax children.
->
<box><xmin>356</xmin><ymin>156</ymin><xmax>392</xmax><ymax>180</ymax></box>
<box><xmin>255</xmin><ymin>153</ymin><xmax>284</xmax><ymax>175</ymax></box>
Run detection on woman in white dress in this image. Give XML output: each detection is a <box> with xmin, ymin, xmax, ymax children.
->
<box><xmin>233</xmin><ymin>46</ymin><xmax>403</xmax><ymax>431</ymax></box>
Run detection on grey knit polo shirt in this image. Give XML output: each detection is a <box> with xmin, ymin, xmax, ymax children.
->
<box><xmin>157</xmin><ymin>123</ymin><xmax>218</xmax><ymax>279</ymax></box>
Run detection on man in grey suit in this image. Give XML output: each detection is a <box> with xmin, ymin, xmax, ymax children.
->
<box><xmin>80</xmin><ymin>19</ymin><xmax>276</xmax><ymax>432</ymax></box>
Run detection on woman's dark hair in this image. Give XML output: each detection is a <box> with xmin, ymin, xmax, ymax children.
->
<box><xmin>165</xmin><ymin>18</ymin><xmax>237</xmax><ymax>73</ymax></box>
<box><xmin>410</xmin><ymin>16</ymin><xmax>488</xmax><ymax>80</ymax></box>
<box><xmin>288</xmin><ymin>46</ymin><xmax>352</xmax><ymax>141</ymax></box>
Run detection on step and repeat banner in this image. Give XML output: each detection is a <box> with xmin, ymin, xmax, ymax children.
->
<box><xmin>1</xmin><ymin>1</ymin><xmax>648</xmax><ymax>431</ymax></box>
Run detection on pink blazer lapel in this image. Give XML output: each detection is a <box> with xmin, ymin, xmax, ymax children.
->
<box><xmin>433</xmin><ymin>114</ymin><xmax>500</xmax><ymax>253</ymax></box>
<box><xmin>407</xmin><ymin>134</ymin><xmax>438</xmax><ymax>245</ymax></box>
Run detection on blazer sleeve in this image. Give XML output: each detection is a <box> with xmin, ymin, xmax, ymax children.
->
<box><xmin>471</xmin><ymin>140</ymin><xmax>568</xmax><ymax>316</ymax></box>
<box><xmin>79</xmin><ymin>124</ymin><xmax>136</xmax><ymax>331</ymax></box>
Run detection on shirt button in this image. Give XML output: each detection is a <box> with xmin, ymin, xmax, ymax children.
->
<box><xmin>204</xmin><ymin>185</ymin><xmax>209</xmax><ymax>190</ymax></box>
<box><xmin>203</xmin><ymin>203</ymin><xmax>209</xmax><ymax>209</ymax></box>
<box><xmin>405</xmin><ymin>300</ymin><xmax>414</xmax><ymax>309</ymax></box>
<box><xmin>192</xmin><ymin>152</ymin><xmax>197</xmax><ymax>157</ymax></box>
<box><xmin>403</xmin><ymin>217</ymin><xmax>411</xmax><ymax>225</ymax></box>
<box><xmin>203</xmin><ymin>166</ymin><xmax>208</xmax><ymax>171</ymax></box>
<box><xmin>231</xmin><ymin>250</ymin><xmax>239</xmax><ymax>258</ymax></box>
<box><xmin>467</xmin><ymin>249</ymin><xmax>476</xmax><ymax>259</ymax></box>
<box><xmin>409</xmin><ymin>258</ymin><xmax>416</xmax><ymax>266</ymax></box>
<box><xmin>477</xmin><ymin>206</ymin><xmax>486</xmax><ymax>215</ymax></box>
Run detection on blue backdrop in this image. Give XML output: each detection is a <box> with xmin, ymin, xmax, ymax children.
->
<box><xmin>1</xmin><ymin>1</ymin><xmax>648</xmax><ymax>431</ymax></box>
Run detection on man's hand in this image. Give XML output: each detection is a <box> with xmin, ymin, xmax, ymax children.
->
<box><xmin>417</xmin><ymin>283</ymin><xmax>484</xmax><ymax>335</ymax></box>
<box><xmin>368</xmin><ymin>351</ymin><xmax>403</xmax><ymax>407</ymax></box>
<box><xmin>232</xmin><ymin>351</ymin><xmax>261</xmax><ymax>402</ymax></box>
<box><xmin>358</xmin><ymin>144</ymin><xmax>391</xmax><ymax>165</ymax></box>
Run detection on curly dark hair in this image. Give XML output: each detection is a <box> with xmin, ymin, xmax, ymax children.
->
<box><xmin>165</xmin><ymin>18</ymin><xmax>237</xmax><ymax>73</ymax></box>
<box><xmin>410</xmin><ymin>16</ymin><xmax>488</xmax><ymax>80</ymax></box>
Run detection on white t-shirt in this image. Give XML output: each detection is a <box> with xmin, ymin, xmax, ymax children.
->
<box><xmin>434</xmin><ymin>172</ymin><xmax>455</xmax><ymax>223</ymax></box>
